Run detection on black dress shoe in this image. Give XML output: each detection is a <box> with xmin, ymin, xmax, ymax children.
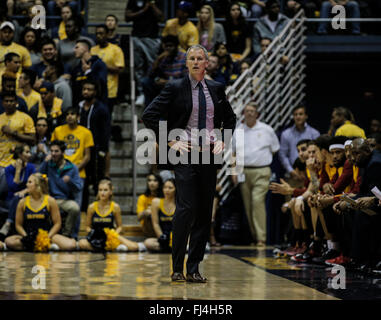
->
<box><xmin>171</xmin><ymin>272</ymin><xmax>186</xmax><ymax>282</ymax></box>
<box><xmin>186</xmin><ymin>272</ymin><xmax>207</xmax><ymax>283</ymax></box>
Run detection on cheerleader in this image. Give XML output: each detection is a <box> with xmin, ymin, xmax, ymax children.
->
<box><xmin>5</xmin><ymin>173</ymin><xmax>77</xmax><ymax>251</ymax></box>
<box><xmin>78</xmin><ymin>179</ymin><xmax>146</xmax><ymax>252</ymax></box>
<box><xmin>144</xmin><ymin>179</ymin><xmax>176</xmax><ymax>252</ymax></box>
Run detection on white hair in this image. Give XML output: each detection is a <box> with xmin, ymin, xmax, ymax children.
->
<box><xmin>186</xmin><ymin>45</ymin><xmax>209</xmax><ymax>61</ymax></box>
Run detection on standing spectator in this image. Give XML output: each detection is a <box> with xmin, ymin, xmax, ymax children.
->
<box><xmin>78</xmin><ymin>78</ymin><xmax>111</xmax><ymax>208</ymax></box>
<box><xmin>71</xmin><ymin>39</ymin><xmax>108</xmax><ymax>107</ymax></box>
<box><xmin>0</xmin><ymin>92</ymin><xmax>35</xmax><ymax>168</ymax></box>
<box><xmin>42</xmin><ymin>60</ymin><xmax>72</xmax><ymax>112</ymax></box>
<box><xmin>57</xmin><ymin>17</ymin><xmax>95</xmax><ymax>71</ymax></box>
<box><xmin>38</xmin><ymin>82</ymin><xmax>63</xmax><ymax>132</ymax></box>
<box><xmin>91</xmin><ymin>24</ymin><xmax>125</xmax><ymax>116</ymax></box>
<box><xmin>141</xmin><ymin>35</ymin><xmax>187</xmax><ymax>107</ymax></box>
<box><xmin>0</xmin><ymin>21</ymin><xmax>32</xmax><ymax>73</ymax></box>
<box><xmin>196</xmin><ymin>5</ymin><xmax>226</xmax><ymax>52</ymax></box>
<box><xmin>162</xmin><ymin>1</ymin><xmax>199</xmax><ymax>52</ymax></box>
<box><xmin>317</xmin><ymin>0</ymin><xmax>361</xmax><ymax>35</ymax></box>
<box><xmin>39</xmin><ymin>140</ymin><xmax>83</xmax><ymax>238</ymax></box>
<box><xmin>17</xmin><ymin>69</ymin><xmax>42</xmax><ymax>122</ymax></box>
<box><xmin>125</xmin><ymin>0</ymin><xmax>164</xmax><ymax>106</ymax></box>
<box><xmin>279</xmin><ymin>105</ymin><xmax>320</xmax><ymax>178</ymax></box>
<box><xmin>30</xmin><ymin>117</ymin><xmax>50</xmax><ymax>170</ymax></box>
<box><xmin>329</xmin><ymin>106</ymin><xmax>366</xmax><ymax>138</ymax></box>
<box><xmin>232</xmin><ymin>102</ymin><xmax>280</xmax><ymax>246</ymax></box>
<box><xmin>252</xmin><ymin>0</ymin><xmax>289</xmax><ymax>55</ymax></box>
<box><xmin>105</xmin><ymin>14</ymin><xmax>121</xmax><ymax>45</ymax></box>
<box><xmin>19</xmin><ymin>27</ymin><xmax>41</xmax><ymax>66</ymax></box>
<box><xmin>223</xmin><ymin>2</ymin><xmax>252</xmax><ymax>62</ymax></box>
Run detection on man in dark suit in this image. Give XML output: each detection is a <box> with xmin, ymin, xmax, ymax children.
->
<box><xmin>142</xmin><ymin>44</ymin><xmax>236</xmax><ymax>283</ymax></box>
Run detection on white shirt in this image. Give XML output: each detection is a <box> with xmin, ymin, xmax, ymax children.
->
<box><xmin>232</xmin><ymin>120</ymin><xmax>280</xmax><ymax>167</ymax></box>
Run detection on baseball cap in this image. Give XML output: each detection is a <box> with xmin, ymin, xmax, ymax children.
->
<box><xmin>178</xmin><ymin>1</ymin><xmax>192</xmax><ymax>13</ymax></box>
<box><xmin>0</xmin><ymin>21</ymin><xmax>15</xmax><ymax>31</ymax></box>
<box><xmin>40</xmin><ymin>82</ymin><xmax>55</xmax><ymax>93</ymax></box>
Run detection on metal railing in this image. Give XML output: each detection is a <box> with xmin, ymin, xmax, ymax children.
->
<box><xmin>217</xmin><ymin>9</ymin><xmax>307</xmax><ymax>202</ymax></box>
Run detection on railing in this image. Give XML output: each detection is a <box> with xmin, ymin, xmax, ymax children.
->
<box><xmin>217</xmin><ymin>9</ymin><xmax>307</xmax><ymax>202</ymax></box>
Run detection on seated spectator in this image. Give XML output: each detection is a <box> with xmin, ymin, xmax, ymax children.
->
<box><xmin>42</xmin><ymin>60</ymin><xmax>72</xmax><ymax>112</ymax></box>
<box><xmin>50</xmin><ymin>4</ymin><xmax>84</xmax><ymax>40</ymax></box>
<box><xmin>141</xmin><ymin>35</ymin><xmax>187</xmax><ymax>107</ymax></box>
<box><xmin>136</xmin><ymin>173</ymin><xmax>164</xmax><ymax>238</ymax></box>
<box><xmin>317</xmin><ymin>0</ymin><xmax>361</xmax><ymax>35</ymax></box>
<box><xmin>39</xmin><ymin>140</ymin><xmax>82</xmax><ymax>238</ymax></box>
<box><xmin>71</xmin><ymin>39</ymin><xmax>108</xmax><ymax>106</ymax></box>
<box><xmin>0</xmin><ymin>73</ymin><xmax>28</xmax><ymax>114</ymax></box>
<box><xmin>19</xmin><ymin>27</ymin><xmax>41</xmax><ymax>66</ymax></box>
<box><xmin>252</xmin><ymin>0</ymin><xmax>289</xmax><ymax>55</ymax></box>
<box><xmin>18</xmin><ymin>4</ymin><xmax>49</xmax><ymax>38</ymax></box>
<box><xmin>238</xmin><ymin>58</ymin><xmax>251</xmax><ymax>74</ymax></box>
<box><xmin>162</xmin><ymin>1</ymin><xmax>199</xmax><ymax>52</ymax></box>
<box><xmin>223</xmin><ymin>2</ymin><xmax>252</xmax><ymax>62</ymax></box>
<box><xmin>125</xmin><ymin>0</ymin><xmax>164</xmax><ymax>107</ymax></box>
<box><xmin>4</xmin><ymin>173</ymin><xmax>77</xmax><ymax>251</ymax></box>
<box><xmin>205</xmin><ymin>54</ymin><xmax>226</xmax><ymax>85</ymax></box>
<box><xmin>0</xmin><ymin>144</ymin><xmax>35</xmax><ymax>240</ymax></box>
<box><xmin>0</xmin><ymin>91</ymin><xmax>35</xmax><ymax>169</ymax></box>
<box><xmin>91</xmin><ymin>24</ymin><xmax>125</xmax><ymax>116</ymax></box>
<box><xmin>31</xmin><ymin>38</ymin><xmax>61</xmax><ymax>82</ymax></box>
<box><xmin>368</xmin><ymin>118</ymin><xmax>381</xmax><ymax>136</ymax></box>
<box><xmin>197</xmin><ymin>4</ymin><xmax>226</xmax><ymax>52</ymax></box>
<box><xmin>38</xmin><ymin>81</ymin><xmax>63</xmax><ymax>131</ymax></box>
<box><xmin>105</xmin><ymin>14</ymin><xmax>121</xmax><ymax>45</ymax></box>
<box><xmin>78</xmin><ymin>179</ymin><xmax>147</xmax><ymax>252</ymax></box>
<box><xmin>30</xmin><ymin>117</ymin><xmax>50</xmax><ymax>170</ymax></box>
<box><xmin>17</xmin><ymin>69</ymin><xmax>42</xmax><ymax>122</ymax></box>
<box><xmin>47</xmin><ymin>0</ymin><xmax>80</xmax><ymax>29</ymax></box>
<box><xmin>0</xmin><ymin>6</ymin><xmax>21</xmax><ymax>43</ymax></box>
<box><xmin>144</xmin><ymin>179</ymin><xmax>176</xmax><ymax>252</ymax></box>
<box><xmin>213</xmin><ymin>41</ymin><xmax>239</xmax><ymax>84</ymax></box>
<box><xmin>329</xmin><ymin>106</ymin><xmax>366</xmax><ymax>138</ymax></box>
<box><xmin>0</xmin><ymin>52</ymin><xmax>22</xmax><ymax>91</ymax></box>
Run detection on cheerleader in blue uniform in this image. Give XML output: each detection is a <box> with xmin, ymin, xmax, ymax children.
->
<box><xmin>144</xmin><ymin>179</ymin><xmax>176</xmax><ymax>252</ymax></box>
<box><xmin>78</xmin><ymin>179</ymin><xmax>145</xmax><ymax>252</ymax></box>
<box><xmin>5</xmin><ymin>173</ymin><xmax>77</xmax><ymax>251</ymax></box>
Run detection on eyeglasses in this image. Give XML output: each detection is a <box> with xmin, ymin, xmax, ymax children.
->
<box><xmin>37</xmin><ymin>124</ymin><xmax>48</xmax><ymax>127</ymax></box>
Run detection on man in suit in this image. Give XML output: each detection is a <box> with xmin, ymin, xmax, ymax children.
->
<box><xmin>142</xmin><ymin>44</ymin><xmax>236</xmax><ymax>283</ymax></box>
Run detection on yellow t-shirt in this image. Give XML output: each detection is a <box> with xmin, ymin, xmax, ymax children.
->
<box><xmin>0</xmin><ymin>110</ymin><xmax>35</xmax><ymax>167</ymax></box>
<box><xmin>0</xmin><ymin>70</ymin><xmax>20</xmax><ymax>91</ymax></box>
<box><xmin>136</xmin><ymin>194</ymin><xmax>154</xmax><ymax>227</ymax></box>
<box><xmin>335</xmin><ymin>121</ymin><xmax>366</xmax><ymax>139</ymax></box>
<box><xmin>51</xmin><ymin>124</ymin><xmax>94</xmax><ymax>178</ymax></box>
<box><xmin>17</xmin><ymin>89</ymin><xmax>42</xmax><ymax>111</ymax></box>
<box><xmin>162</xmin><ymin>18</ymin><xmax>199</xmax><ymax>52</ymax></box>
<box><xmin>58</xmin><ymin>21</ymin><xmax>67</xmax><ymax>40</ymax></box>
<box><xmin>38</xmin><ymin>97</ymin><xmax>63</xmax><ymax>119</ymax></box>
<box><xmin>91</xmin><ymin>43</ymin><xmax>125</xmax><ymax>99</ymax></box>
<box><xmin>0</xmin><ymin>42</ymin><xmax>32</xmax><ymax>73</ymax></box>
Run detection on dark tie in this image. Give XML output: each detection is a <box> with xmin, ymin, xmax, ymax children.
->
<box><xmin>197</xmin><ymin>82</ymin><xmax>207</xmax><ymax>131</ymax></box>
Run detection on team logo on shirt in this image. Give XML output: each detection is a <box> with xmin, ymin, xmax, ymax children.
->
<box><xmin>64</xmin><ymin>134</ymin><xmax>80</xmax><ymax>156</ymax></box>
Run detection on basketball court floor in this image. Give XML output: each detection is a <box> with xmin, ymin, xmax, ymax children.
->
<box><xmin>0</xmin><ymin>246</ymin><xmax>380</xmax><ymax>300</ymax></box>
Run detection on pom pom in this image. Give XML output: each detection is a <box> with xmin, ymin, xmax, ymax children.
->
<box><xmin>34</xmin><ymin>229</ymin><xmax>51</xmax><ymax>252</ymax></box>
<box><xmin>104</xmin><ymin>228</ymin><xmax>121</xmax><ymax>251</ymax></box>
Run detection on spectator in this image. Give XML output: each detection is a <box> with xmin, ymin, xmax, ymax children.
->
<box><xmin>0</xmin><ymin>52</ymin><xmax>22</xmax><ymax>91</ymax></box>
<box><xmin>4</xmin><ymin>172</ymin><xmax>77</xmax><ymax>251</ymax></box>
<box><xmin>0</xmin><ymin>21</ymin><xmax>32</xmax><ymax>72</ymax></box>
<box><xmin>144</xmin><ymin>179</ymin><xmax>176</xmax><ymax>253</ymax></box>
<box><xmin>31</xmin><ymin>38</ymin><xmax>60</xmax><ymax>80</ymax></box>
<box><xmin>78</xmin><ymin>78</ymin><xmax>111</xmax><ymax>207</ymax></box>
<box><xmin>231</xmin><ymin>102</ymin><xmax>280</xmax><ymax>246</ymax></box>
<box><xmin>42</xmin><ymin>60</ymin><xmax>72</xmax><ymax>112</ymax></box>
<box><xmin>91</xmin><ymin>24</ymin><xmax>125</xmax><ymax>116</ymax></box>
<box><xmin>0</xmin><ymin>6</ymin><xmax>21</xmax><ymax>42</ymax></box>
<box><xmin>279</xmin><ymin>105</ymin><xmax>320</xmax><ymax>178</ymax></box>
<box><xmin>136</xmin><ymin>173</ymin><xmax>164</xmax><ymax>238</ymax></box>
<box><xmin>196</xmin><ymin>4</ymin><xmax>226</xmax><ymax>52</ymax></box>
<box><xmin>78</xmin><ymin>179</ymin><xmax>146</xmax><ymax>252</ymax></box>
<box><xmin>205</xmin><ymin>54</ymin><xmax>226</xmax><ymax>85</ymax></box>
<box><xmin>223</xmin><ymin>2</ymin><xmax>252</xmax><ymax>62</ymax></box>
<box><xmin>57</xmin><ymin>17</ymin><xmax>95</xmax><ymax>71</ymax></box>
<box><xmin>329</xmin><ymin>106</ymin><xmax>366</xmax><ymax>138</ymax></box>
<box><xmin>162</xmin><ymin>1</ymin><xmax>199</xmax><ymax>52</ymax></box>
<box><xmin>368</xmin><ymin>118</ymin><xmax>381</xmax><ymax>135</ymax></box>
<box><xmin>39</xmin><ymin>140</ymin><xmax>82</xmax><ymax>238</ymax></box>
<box><xmin>0</xmin><ymin>72</ymin><xmax>28</xmax><ymax>114</ymax></box>
<box><xmin>238</xmin><ymin>58</ymin><xmax>251</xmax><ymax>74</ymax></box>
<box><xmin>250</xmin><ymin>0</ymin><xmax>267</xmax><ymax>18</ymax></box>
<box><xmin>0</xmin><ymin>144</ymin><xmax>35</xmax><ymax>240</ymax></box>
<box><xmin>30</xmin><ymin>117</ymin><xmax>50</xmax><ymax>169</ymax></box>
<box><xmin>19</xmin><ymin>27</ymin><xmax>41</xmax><ymax>66</ymax></box>
<box><xmin>47</xmin><ymin>0</ymin><xmax>79</xmax><ymax>29</ymax></box>
<box><xmin>38</xmin><ymin>81</ymin><xmax>63</xmax><ymax>131</ymax></box>
<box><xmin>141</xmin><ymin>35</ymin><xmax>187</xmax><ymax>107</ymax></box>
<box><xmin>0</xmin><ymin>91</ymin><xmax>35</xmax><ymax>169</ymax></box>
<box><xmin>213</xmin><ymin>41</ymin><xmax>239</xmax><ymax>84</ymax></box>
<box><xmin>125</xmin><ymin>0</ymin><xmax>164</xmax><ymax>106</ymax></box>
<box><xmin>17</xmin><ymin>69</ymin><xmax>42</xmax><ymax>122</ymax></box>
<box><xmin>50</xmin><ymin>4</ymin><xmax>82</xmax><ymax>40</ymax></box>
<box><xmin>105</xmin><ymin>14</ymin><xmax>121</xmax><ymax>45</ymax></box>
<box><xmin>71</xmin><ymin>39</ymin><xmax>108</xmax><ymax>107</ymax></box>
<box><xmin>317</xmin><ymin>0</ymin><xmax>361</xmax><ymax>35</ymax></box>
<box><xmin>252</xmin><ymin>0</ymin><xmax>289</xmax><ymax>55</ymax></box>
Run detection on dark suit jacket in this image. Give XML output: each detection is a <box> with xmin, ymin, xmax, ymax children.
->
<box><xmin>142</xmin><ymin>76</ymin><xmax>237</xmax><ymax>169</ymax></box>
